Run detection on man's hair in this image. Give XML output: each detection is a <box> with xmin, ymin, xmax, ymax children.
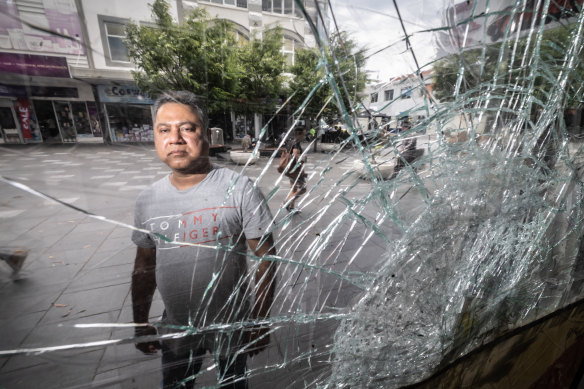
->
<box><xmin>153</xmin><ymin>91</ymin><xmax>208</xmax><ymax>130</ymax></box>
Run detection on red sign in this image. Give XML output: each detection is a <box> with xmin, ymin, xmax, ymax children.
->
<box><xmin>15</xmin><ymin>99</ymin><xmax>32</xmax><ymax>139</ymax></box>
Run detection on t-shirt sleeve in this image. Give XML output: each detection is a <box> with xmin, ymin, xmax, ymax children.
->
<box><xmin>131</xmin><ymin>194</ymin><xmax>156</xmax><ymax>248</ymax></box>
<box><xmin>240</xmin><ymin>177</ymin><xmax>274</xmax><ymax>240</ymax></box>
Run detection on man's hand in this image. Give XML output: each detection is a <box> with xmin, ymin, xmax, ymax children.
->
<box><xmin>135</xmin><ymin>325</ymin><xmax>161</xmax><ymax>355</ymax></box>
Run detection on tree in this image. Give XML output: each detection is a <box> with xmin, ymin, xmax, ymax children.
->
<box><xmin>125</xmin><ymin>0</ymin><xmax>240</xmax><ymax>114</ymax></box>
<box><xmin>432</xmin><ymin>24</ymin><xmax>584</xmax><ymax>107</ymax></box>
<box><xmin>288</xmin><ymin>47</ymin><xmax>330</xmax><ymax>116</ymax></box>
<box><xmin>329</xmin><ymin>31</ymin><xmax>369</xmax><ymax>115</ymax></box>
<box><xmin>432</xmin><ymin>44</ymin><xmax>505</xmax><ymax>102</ymax></box>
<box><xmin>288</xmin><ymin>31</ymin><xmax>369</xmax><ymax>120</ymax></box>
<box><xmin>235</xmin><ymin>27</ymin><xmax>286</xmax><ymax>114</ymax></box>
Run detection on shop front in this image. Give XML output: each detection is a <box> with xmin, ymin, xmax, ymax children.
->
<box><xmin>97</xmin><ymin>85</ymin><xmax>154</xmax><ymax>143</ymax></box>
<box><xmin>0</xmin><ymin>98</ymin><xmax>29</xmax><ymax>143</ymax></box>
<box><xmin>0</xmin><ymin>54</ymin><xmax>103</xmax><ymax>144</ymax></box>
<box><xmin>0</xmin><ymin>88</ymin><xmax>103</xmax><ymax>144</ymax></box>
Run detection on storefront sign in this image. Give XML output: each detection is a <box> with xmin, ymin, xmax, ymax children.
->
<box><xmin>0</xmin><ymin>84</ymin><xmax>78</xmax><ymax>98</ymax></box>
<box><xmin>0</xmin><ymin>53</ymin><xmax>70</xmax><ymax>78</ymax></box>
<box><xmin>97</xmin><ymin>85</ymin><xmax>154</xmax><ymax>104</ymax></box>
<box><xmin>33</xmin><ymin>86</ymin><xmax>78</xmax><ymax>98</ymax></box>
<box><xmin>15</xmin><ymin>99</ymin><xmax>32</xmax><ymax>139</ymax></box>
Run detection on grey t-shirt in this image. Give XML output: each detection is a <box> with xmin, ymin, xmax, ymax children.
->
<box><xmin>132</xmin><ymin>166</ymin><xmax>273</xmax><ymax>349</ymax></box>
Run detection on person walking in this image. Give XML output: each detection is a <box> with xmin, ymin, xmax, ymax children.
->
<box><xmin>284</xmin><ymin>128</ymin><xmax>308</xmax><ymax>213</ymax></box>
<box><xmin>390</xmin><ymin>120</ymin><xmax>418</xmax><ymax>179</ymax></box>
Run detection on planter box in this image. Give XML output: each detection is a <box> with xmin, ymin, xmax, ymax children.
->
<box><xmin>229</xmin><ymin>150</ymin><xmax>259</xmax><ymax>165</ymax></box>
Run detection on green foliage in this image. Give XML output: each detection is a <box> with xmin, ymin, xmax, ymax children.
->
<box><xmin>432</xmin><ymin>24</ymin><xmax>584</xmax><ymax>107</ymax></box>
<box><xmin>125</xmin><ymin>0</ymin><xmax>239</xmax><ymax>114</ymax></box>
<box><xmin>432</xmin><ymin>44</ymin><xmax>505</xmax><ymax>102</ymax></box>
<box><xmin>329</xmin><ymin>32</ymin><xmax>369</xmax><ymax>113</ymax></box>
<box><xmin>288</xmin><ymin>47</ymin><xmax>328</xmax><ymax>115</ymax></box>
<box><xmin>288</xmin><ymin>31</ymin><xmax>369</xmax><ymax>119</ymax></box>
<box><xmin>125</xmin><ymin>0</ymin><xmax>367</xmax><ymax>119</ymax></box>
<box><xmin>235</xmin><ymin>27</ymin><xmax>286</xmax><ymax>113</ymax></box>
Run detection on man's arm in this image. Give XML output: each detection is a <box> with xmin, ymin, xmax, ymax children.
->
<box><xmin>246</xmin><ymin>235</ymin><xmax>277</xmax><ymax>355</ymax></box>
<box><xmin>131</xmin><ymin>246</ymin><xmax>160</xmax><ymax>354</ymax></box>
<box><xmin>247</xmin><ymin>235</ymin><xmax>277</xmax><ymax>319</ymax></box>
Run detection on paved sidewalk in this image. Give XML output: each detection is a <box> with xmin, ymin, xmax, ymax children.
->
<box><xmin>0</xmin><ymin>143</ymin><xmax>421</xmax><ymax>388</ymax></box>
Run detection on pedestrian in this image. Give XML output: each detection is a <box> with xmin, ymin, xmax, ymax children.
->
<box><xmin>284</xmin><ymin>127</ymin><xmax>308</xmax><ymax>212</ymax></box>
<box><xmin>131</xmin><ymin>90</ymin><xmax>277</xmax><ymax>389</ymax></box>
<box><xmin>241</xmin><ymin>132</ymin><xmax>252</xmax><ymax>150</ymax></box>
<box><xmin>0</xmin><ymin>248</ymin><xmax>28</xmax><ymax>273</ymax></box>
<box><xmin>390</xmin><ymin>120</ymin><xmax>418</xmax><ymax>179</ymax></box>
<box><xmin>316</xmin><ymin>126</ymin><xmax>325</xmax><ymax>152</ymax></box>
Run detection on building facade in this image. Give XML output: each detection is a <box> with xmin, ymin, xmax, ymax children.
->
<box><xmin>361</xmin><ymin>70</ymin><xmax>434</xmax><ymax>131</ymax></box>
<box><xmin>0</xmin><ymin>0</ymin><xmax>97</xmax><ymax>144</ymax></box>
<box><xmin>0</xmin><ymin>0</ymin><xmax>326</xmax><ymax>144</ymax></box>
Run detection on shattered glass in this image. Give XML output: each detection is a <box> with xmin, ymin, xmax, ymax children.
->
<box><xmin>1</xmin><ymin>0</ymin><xmax>584</xmax><ymax>388</ymax></box>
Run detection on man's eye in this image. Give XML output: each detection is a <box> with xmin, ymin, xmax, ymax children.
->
<box><xmin>159</xmin><ymin>128</ymin><xmax>169</xmax><ymax>133</ymax></box>
<box><xmin>181</xmin><ymin>126</ymin><xmax>196</xmax><ymax>132</ymax></box>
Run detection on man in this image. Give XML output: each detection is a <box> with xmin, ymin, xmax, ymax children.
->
<box><xmin>389</xmin><ymin>121</ymin><xmax>418</xmax><ymax>179</ymax></box>
<box><xmin>284</xmin><ymin>127</ymin><xmax>307</xmax><ymax>213</ymax></box>
<box><xmin>316</xmin><ymin>125</ymin><xmax>325</xmax><ymax>149</ymax></box>
<box><xmin>131</xmin><ymin>91</ymin><xmax>276</xmax><ymax>388</ymax></box>
<box><xmin>0</xmin><ymin>248</ymin><xmax>28</xmax><ymax>273</ymax></box>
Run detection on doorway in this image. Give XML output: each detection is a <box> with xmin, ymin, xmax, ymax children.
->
<box><xmin>0</xmin><ymin>101</ymin><xmax>22</xmax><ymax>144</ymax></box>
<box><xmin>33</xmin><ymin>100</ymin><xmax>61</xmax><ymax>143</ymax></box>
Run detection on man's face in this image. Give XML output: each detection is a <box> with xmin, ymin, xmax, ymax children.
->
<box><xmin>154</xmin><ymin>102</ymin><xmax>209</xmax><ymax>173</ymax></box>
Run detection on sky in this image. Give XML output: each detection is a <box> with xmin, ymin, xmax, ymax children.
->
<box><xmin>328</xmin><ymin>0</ymin><xmax>447</xmax><ymax>82</ymax></box>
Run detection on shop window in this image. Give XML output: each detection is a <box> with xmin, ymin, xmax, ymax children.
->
<box><xmin>0</xmin><ymin>106</ymin><xmax>20</xmax><ymax>144</ymax></box>
<box><xmin>98</xmin><ymin>15</ymin><xmax>131</xmax><ymax>67</ymax></box>
<box><xmin>71</xmin><ymin>102</ymin><xmax>92</xmax><ymax>137</ymax></box>
<box><xmin>371</xmin><ymin>92</ymin><xmax>378</xmax><ymax>103</ymax></box>
<box><xmin>105</xmin><ymin>104</ymin><xmax>154</xmax><ymax>142</ymax></box>
<box><xmin>384</xmin><ymin>89</ymin><xmax>394</xmax><ymax>101</ymax></box>
<box><xmin>54</xmin><ymin>101</ymin><xmax>77</xmax><ymax>143</ymax></box>
<box><xmin>33</xmin><ymin>100</ymin><xmax>61</xmax><ymax>143</ymax></box>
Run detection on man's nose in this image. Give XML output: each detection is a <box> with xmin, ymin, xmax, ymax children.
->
<box><xmin>169</xmin><ymin>127</ymin><xmax>185</xmax><ymax>143</ymax></box>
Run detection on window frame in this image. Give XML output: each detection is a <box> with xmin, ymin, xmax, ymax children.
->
<box><xmin>371</xmin><ymin>92</ymin><xmax>378</xmax><ymax>103</ymax></box>
<box><xmin>282</xmin><ymin>32</ymin><xmax>304</xmax><ymax>68</ymax></box>
<box><xmin>400</xmin><ymin>86</ymin><xmax>413</xmax><ymax>99</ymax></box>
<box><xmin>282</xmin><ymin>36</ymin><xmax>296</xmax><ymax>67</ymax></box>
<box><xmin>263</xmin><ymin>0</ymin><xmax>304</xmax><ymax>17</ymax></box>
<box><xmin>98</xmin><ymin>15</ymin><xmax>132</xmax><ymax>67</ymax></box>
<box><xmin>200</xmin><ymin>0</ymin><xmax>248</xmax><ymax>8</ymax></box>
<box><xmin>384</xmin><ymin>89</ymin><xmax>394</xmax><ymax>101</ymax></box>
